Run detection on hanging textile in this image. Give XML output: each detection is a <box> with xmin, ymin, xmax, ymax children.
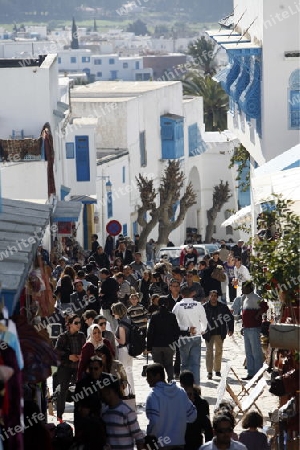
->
<box><xmin>13</xmin><ymin>316</ymin><xmax>58</xmax><ymax>384</ymax></box>
<box><xmin>40</xmin><ymin>122</ymin><xmax>56</xmax><ymax>198</ymax></box>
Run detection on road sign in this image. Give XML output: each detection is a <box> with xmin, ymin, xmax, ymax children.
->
<box><xmin>106</xmin><ymin>220</ymin><xmax>122</xmax><ymax>236</ymax></box>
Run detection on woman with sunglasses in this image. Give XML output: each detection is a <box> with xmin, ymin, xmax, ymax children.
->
<box><xmin>77</xmin><ymin>324</ymin><xmax>114</xmax><ymax>381</ymax></box>
<box><xmin>94</xmin><ymin>315</ymin><xmax>117</xmax><ymax>357</ymax></box>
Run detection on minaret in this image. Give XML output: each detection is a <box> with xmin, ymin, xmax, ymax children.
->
<box><xmin>71</xmin><ymin>17</ymin><xmax>79</xmax><ymax>49</ymax></box>
<box><xmin>93</xmin><ymin>18</ymin><xmax>98</xmax><ymax>32</ymax></box>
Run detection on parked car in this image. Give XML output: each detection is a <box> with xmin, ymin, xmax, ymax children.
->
<box><xmin>202</xmin><ymin>243</ymin><xmax>220</xmax><ymax>256</ymax></box>
<box><xmin>158</xmin><ymin>245</ymin><xmax>209</xmax><ymax>268</ymax></box>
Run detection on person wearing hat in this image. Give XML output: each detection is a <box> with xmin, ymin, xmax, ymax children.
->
<box><xmin>147</xmin><ymin>297</ymin><xmax>180</xmax><ymax>382</ymax></box>
<box><xmin>232</xmin><ymin>240</ymin><xmax>245</xmax><ymax>258</ymax></box>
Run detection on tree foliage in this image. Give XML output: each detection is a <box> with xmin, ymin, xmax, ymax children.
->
<box><xmin>182</xmin><ymin>74</ymin><xmax>228</xmax><ymax>131</ymax></box>
<box><xmin>205</xmin><ymin>181</ymin><xmax>231</xmax><ymax>242</ymax></box>
<box><xmin>250</xmin><ymin>197</ymin><xmax>300</xmax><ymax>302</ymax></box>
<box><xmin>187</xmin><ymin>37</ymin><xmax>219</xmax><ymax>76</ymax></box>
<box><xmin>136</xmin><ymin>161</ymin><xmax>196</xmax><ymax>250</ymax></box>
<box><xmin>127</xmin><ymin>19</ymin><xmax>149</xmax><ymax>36</ymax></box>
<box><xmin>229</xmin><ymin>144</ymin><xmax>250</xmax><ymax>192</ymax></box>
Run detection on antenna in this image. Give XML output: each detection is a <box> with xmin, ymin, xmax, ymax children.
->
<box><xmin>230</xmin><ymin>9</ymin><xmax>247</xmax><ymax>36</ymax></box>
<box><xmin>237</xmin><ymin>17</ymin><xmax>258</xmax><ymax>43</ymax></box>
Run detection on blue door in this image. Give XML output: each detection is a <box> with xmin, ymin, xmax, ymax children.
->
<box><xmin>110</xmin><ymin>70</ymin><xmax>118</xmax><ymax>80</ymax></box>
<box><xmin>75</xmin><ymin>136</ymin><xmax>90</xmax><ymax>181</ymax></box>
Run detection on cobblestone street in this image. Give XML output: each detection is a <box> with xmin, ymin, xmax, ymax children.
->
<box><xmin>48</xmin><ymin>320</ymin><xmax>279</xmax><ymax>438</ymax></box>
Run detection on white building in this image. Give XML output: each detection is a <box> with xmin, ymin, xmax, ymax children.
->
<box><xmin>209</xmin><ymin>0</ymin><xmax>300</xmax><ymax>165</ymax></box>
<box><xmin>0</xmin><ymin>54</ymin><xmax>98</xmax><ymax>250</ymax></box>
<box><xmin>71</xmin><ymin>81</ymin><xmax>241</xmax><ymax>245</ymax></box>
<box><xmin>57</xmin><ymin>49</ymin><xmax>152</xmax><ymax>81</ymax></box>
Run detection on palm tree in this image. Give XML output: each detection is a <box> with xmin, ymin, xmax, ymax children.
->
<box><xmin>182</xmin><ymin>73</ymin><xmax>228</xmax><ymax>131</ymax></box>
<box><xmin>187</xmin><ymin>37</ymin><xmax>219</xmax><ymax>76</ymax></box>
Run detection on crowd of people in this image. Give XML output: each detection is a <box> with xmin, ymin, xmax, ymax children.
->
<box><xmin>28</xmin><ymin>234</ymin><xmax>271</xmax><ymax>450</ymax></box>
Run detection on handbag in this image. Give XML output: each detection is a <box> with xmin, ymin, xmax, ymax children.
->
<box><xmin>121</xmin><ymin>383</ymin><xmax>136</xmax><ymax>411</ymax></box>
<box><xmin>269</xmin><ymin>304</ymin><xmax>300</xmax><ymax>350</ymax></box>
<box><xmin>211</xmin><ymin>267</ymin><xmax>226</xmax><ymax>282</ymax></box>
<box><xmin>269</xmin><ymin>323</ymin><xmax>300</xmax><ymax>350</ymax></box>
<box><xmin>141</xmin><ymin>352</ymin><xmax>149</xmax><ymax>377</ymax></box>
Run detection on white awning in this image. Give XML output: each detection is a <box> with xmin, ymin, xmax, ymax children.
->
<box><xmin>254</xmin><ymin>143</ymin><xmax>300</xmax><ymax>176</ymax></box>
<box><xmin>252</xmin><ymin>167</ymin><xmax>300</xmax><ymax>209</ymax></box>
<box><xmin>221</xmin><ymin>205</ymin><xmax>252</xmax><ymax>227</ymax></box>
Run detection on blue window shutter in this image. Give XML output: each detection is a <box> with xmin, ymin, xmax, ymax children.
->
<box><xmin>237</xmin><ymin>161</ymin><xmax>250</xmax><ymax>209</ymax></box>
<box><xmin>107</xmin><ymin>191</ymin><xmax>113</xmax><ymax>218</ymax></box>
<box><xmin>75</xmin><ymin>136</ymin><xmax>90</xmax><ymax>181</ymax></box>
<box><xmin>132</xmin><ymin>221</ymin><xmax>138</xmax><ymax>236</ymax></box>
<box><xmin>123</xmin><ymin>224</ymin><xmax>128</xmax><ymax>237</ymax></box>
<box><xmin>289</xmin><ymin>90</ymin><xmax>300</xmax><ymax>129</ymax></box>
<box><xmin>161</xmin><ymin>122</ymin><xmax>174</xmax><ymax>140</ymax></box>
<box><xmin>161</xmin><ymin>116</ymin><xmax>184</xmax><ymax>159</ymax></box>
<box><xmin>66</xmin><ymin>142</ymin><xmax>74</xmax><ymax>159</ymax></box>
<box><xmin>188</xmin><ymin>123</ymin><xmax>206</xmax><ymax>156</ymax></box>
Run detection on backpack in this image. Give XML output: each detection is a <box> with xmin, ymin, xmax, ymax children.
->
<box><xmin>120</xmin><ymin>319</ymin><xmax>145</xmax><ymax>357</ymax></box>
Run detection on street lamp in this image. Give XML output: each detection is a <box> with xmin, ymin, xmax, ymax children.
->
<box><xmin>97</xmin><ymin>175</ymin><xmax>112</xmax><ymax>192</ymax></box>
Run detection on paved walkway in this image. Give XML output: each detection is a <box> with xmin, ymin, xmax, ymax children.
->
<box><xmin>48</xmin><ymin>320</ymin><xmax>278</xmax><ymax>439</ymax></box>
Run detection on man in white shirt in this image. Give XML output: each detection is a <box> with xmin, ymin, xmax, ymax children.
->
<box><xmin>233</xmin><ymin>257</ymin><xmax>251</xmax><ymax>286</ymax></box>
<box><xmin>172</xmin><ymin>286</ymin><xmax>208</xmax><ymax>385</ymax></box>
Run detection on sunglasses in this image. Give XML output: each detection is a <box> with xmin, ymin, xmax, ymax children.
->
<box><xmin>73</xmin><ymin>321</ymin><xmax>81</xmax><ymax>325</ymax></box>
<box><xmin>99</xmin><ymin>322</ymin><xmax>107</xmax><ymax>326</ymax></box>
<box><xmin>216</xmin><ymin>427</ymin><xmax>233</xmax><ymax>434</ymax></box>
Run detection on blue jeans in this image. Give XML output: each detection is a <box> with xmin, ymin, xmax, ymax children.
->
<box><xmin>243</xmin><ymin>327</ymin><xmax>264</xmax><ymax>376</ymax></box>
<box><xmin>179</xmin><ymin>336</ymin><xmax>201</xmax><ymax>385</ymax></box>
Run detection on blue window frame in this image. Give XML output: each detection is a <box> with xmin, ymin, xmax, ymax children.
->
<box><xmin>122</xmin><ymin>166</ymin><xmax>126</xmax><ymax>183</ymax></box>
<box><xmin>160</xmin><ymin>115</ymin><xmax>184</xmax><ymax>159</ymax></box>
<box><xmin>75</xmin><ymin>136</ymin><xmax>90</xmax><ymax>182</ymax></box>
<box><xmin>288</xmin><ymin>69</ymin><xmax>300</xmax><ymax>130</ymax></box>
<box><xmin>188</xmin><ymin>123</ymin><xmax>206</xmax><ymax>156</ymax></box>
<box><xmin>97</xmin><ymin>72</ymin><xmax>102</xmax><ymax>77</ymax></box>
<box><xmin>237</xmin><ymin>161</ymin><xmax>250</xmax><ymax>209</ymax></box>
<box><xmin>82</xmin><ymin>56</ymin><xmax>90</xmax><ymax>63</ymax></box>
<box><xmin>132</xmin><ymin>221</ymin><xmax>138</xmax><ymax>236</ymax></box>
<box><xmin>70</xmin><ymin>57</ymin><xmax>76</xmax><ymax>63</ymax></box>
<box><xmin>94</xmin><ymin>59</ymin><xmax>102</xmax><ymax>65</ymax></box>
<box><xmin>135</xmin><ymin>61</ymin><xmax>140</xmax><ymax>69</ymax></box>
<box><xmin>66</xmin><ymin>142</ymin><xmax>74</xmax><ymax>159</ymax></box>
<box><xmin>107</xmin><ymin>192</ymin><xmax>113</xmax><ymax>218</ymax></box>
<box><xmin>123</xmin><ymin>62</ymin><xmax>128</xmax><ymax>69</ymax></box>
<box><xmin>139</xmin><ymin>131</ymin><xmax>147</xmax><ymax>166</ymax></box>
<box><xmin>109</xmin><ymin>58</ymin><xmax>115</xmax><ymax>65</ymax></box>
<box><xmin>123</xmin><ymin>224</ymin><xmax>128</xmax><ymax>237</ymax></box>
<box><xmin>58</xmin><ymin>57</ymin><xmax>61</xmax><ymax>64</ymax></box>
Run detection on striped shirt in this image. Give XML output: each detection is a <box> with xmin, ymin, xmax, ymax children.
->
<box><xmin>127</xmin><ymin>303</ymin><xmax>148</xmax><ymax>329</ymax></box>
<box><xmin>102</xmin><ymin>401</ymin><xmax>145</xmax><ymax>450</ymax></box>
